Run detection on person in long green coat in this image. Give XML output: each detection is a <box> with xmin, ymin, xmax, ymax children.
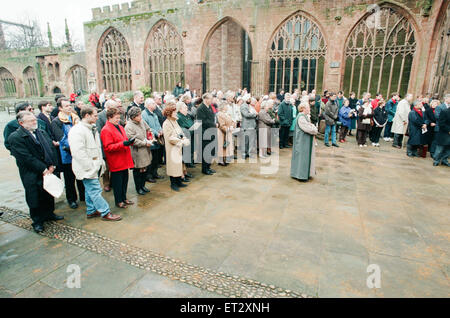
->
<box><xmin>290</xmin><ymin>103</ymin><xmax>318</xmax><ymax>182</ymax></box>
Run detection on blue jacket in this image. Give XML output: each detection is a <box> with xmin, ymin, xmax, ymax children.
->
<box><xmin>385</xmin><ymin>99</ymin><xmax>398</xmax><ymax>122</ymax></box>
<box><xmin>59</xmin><ymin>121</ymin><xmax>74</xmax><ymax>164</ymax></box>
<box><xmin>142</xmin><ymin>108</ymin><xmax>162</xmax><ymax>150</ymax></box>
<box><xmin>338</xmin><ymin>106</ymin><xmax>352</xmax><ymax>128</ymax></box>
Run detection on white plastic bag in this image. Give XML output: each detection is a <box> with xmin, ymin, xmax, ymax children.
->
<box><xmin>43</xmin><ymin>174</ymin><xmax>64</xmax><ymax>198</ymax></box>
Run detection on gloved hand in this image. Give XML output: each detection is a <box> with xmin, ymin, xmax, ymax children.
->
<box><xmin>62</xmin><ymin>146</ymin><xmax>71</xmax><ymax>155</ymax></box>
<box><xmin>123</xmin><ymin>137</ymin><xmax>135</xmax><ymax>146</ymax></box>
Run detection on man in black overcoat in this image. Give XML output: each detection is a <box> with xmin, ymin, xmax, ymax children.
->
<box><xmin>8</xmin><ymin>111</ymin><xmax>63</xmax><ymax>233</ymax></box>
<box><xmin>196</xmin><ymin>93</ymin><xmax>217</xmax><ymax>175</ymax></box>
<box><xmin>433</xmin><ymin>106</ymin><xmax>450</xmax><ymax>166</ymax></box>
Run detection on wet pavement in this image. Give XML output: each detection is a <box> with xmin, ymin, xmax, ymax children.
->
<box><xmin>0</xmin><ymin>111</ymin><xmax>449</xmax><ymax>297</ymax></box>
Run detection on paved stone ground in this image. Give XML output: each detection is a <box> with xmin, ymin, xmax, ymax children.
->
<box><xmin>0</xmin><ymin>111</ymin><xmax>449</xmax><ymax>297</ymax></box>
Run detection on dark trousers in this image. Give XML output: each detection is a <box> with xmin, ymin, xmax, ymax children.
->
<box><xmin>434</xmin><ymin>144</ymin><xmax>450</xmax><ymax>164</ymax></box>
<box><xmin>62</xmin><ymin>163</ymin><xmax>85</xmax><ymax>203</ymax></box>
<box><xmin>133</xmin><ymin>168</ymin><xmax>146</xmax><ymax>191</ymax></box>
<box><xmin>170</xmin><ymin>176</ymin><xmax>182</xmax><ymax>186</ymax></box>
<box><xmin>407</xmin><ymin>144</ymin><xmax>420</xmax><ymax>156</ymax></box>
<box><xmin>369</xmin><ymin>127</ymin><xmax>376</xmax><ymax>142</ymax></box>
<box><xmin>184</xmin><ymin>131</ymin><xmax>195</xmax><ymax>164</ymax></box>
<box><xmin>110</xmin><ymin>169</ymin><xmax>129</xmax><ymax>205</ymax></box>
<box><xmin>29</xmin><ymin>187</ymin><xmax>55</xmax><ymax>226</ymax></box>
<box><xmin>201</xmin><ymin>133</ymin><xmax>216</xmax><ymax>173</ymax></box>
<box><xmin>339</xmin><ymin>126</ymin><xmax>349</xmax><ymax>141</ymax></box>
<box><xmin>356</xmin><ymin>129</ymin><xmax>368</xmax><ymax>145</ymax></box>
<box><xmin>393</xmin><ymin>134</ymin><xmax>404</xmax><ymax>147</ymax></box>
<box><xmin>280</xmin><ymin>126</ymin><xmax>290</xmax><ymax>147</ymax></box>
<box><xmin>371</xmin><ymin>127</ymin><xmax>383</xmax><ymax>143</ymax></box>
<box><xmin>148</xmin><ymin>147</ymin><xmax>162</xmax><ymax>178</ymax></box>
<box><xmin>383</xmin><ymin>121</ymin><xmax>393</xmax><ymax>138</ymax></box>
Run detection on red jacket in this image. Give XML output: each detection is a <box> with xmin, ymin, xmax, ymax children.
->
<box><xmin>371</xmin><ymin>98</ymin><xmax>380</xmax><ymax>109</ymax></box>
<box><xmin>100</xmin><ymin>121</ymin><xmax>134</xmax><ymax>172</ymax></box>
<box><xmin>89</xmin><ymin>93</ymin><xmax>99</xmax><ymax>107</ymax></box>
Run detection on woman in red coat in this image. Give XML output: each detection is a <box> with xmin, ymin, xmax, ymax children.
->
<box><xmin>89</xmin><ymin>90</ymin><xmax>100</xmax><ymax>109</ymax></box>
<box><xmin>101</xmin><ymin>107</ymin><xmax>135</xmax><ymax>208</ymax></box>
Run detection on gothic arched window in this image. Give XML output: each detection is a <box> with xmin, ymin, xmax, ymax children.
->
<box><xmin>343</xmin><ymin>7</ymin><xmax>417</xmax><ymax>98</ymax></box>
<box><xmin>48</xmin><ymin>63</ymin><xmax>55</xmax><ymax>82</ymax></box>
<box><xmin>268</xmin><ymin>12</ymin><xmax>327</xmax><ymax>93</ymax></box>
<box><xmin>70</xmin><ymin>65</ymin><xmax>88</xmax><ymax>93</ymax></box>
<box><xmin>0</xmin><ymin>67</ymin><xmax>17</xmax><ymax>97</ymax></box>
<box><xmin>98</xmin><ymin>28</ymin><xmax>132</xmax><ymax>92</ymax></box>
<box><xmin>146</xmin><ymin>20</ymin><xmax>184</xmax><ymax>93</ymax></box>
<box><xmin>23</xmin><ymin>66</ymin><xmax>38</xmax><ymax>97</ymax></box>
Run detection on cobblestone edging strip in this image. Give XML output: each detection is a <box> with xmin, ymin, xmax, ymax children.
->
<box><xmin>0</xmin><ymin>206</ymin><xmax>312</xmax><ymax>298</ymax></box>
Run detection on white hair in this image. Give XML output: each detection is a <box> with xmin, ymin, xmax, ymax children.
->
<box><xmin>164</xmin><ymin>94</ymin><xmax>175</xmax><ymax>104</ymax></box>
<box><xmin>145</xmin><ymin>98</ymin><xmax>156</xmax><ymax>107</ymax></box>
<box><xmin>104</xmin><ymin>99</ymin><xmax>118</xmax><ymax>110</ymax></box>
<box><xmin>180</xmin><ymin>94</ymin><xmax>191</xmax><ymax>103</ymax></box>
<box><xmin>176</xmin><ymin>101</ymin><xmax>186</xmax><ymax>112</ymax></box>
<box><xmin>16</xmin><ymin>111</ymin><xmax>35</xmax><ymax>123</ymax></box>
<box><xmin>242</xmin><ymin>94</ymin><xmax>251</xmax><ymax>103</ymax></box>
<box><xmin>134</xmin><ymin>91</ymin><xmax>144</xmax><ymax>98</ymax></box>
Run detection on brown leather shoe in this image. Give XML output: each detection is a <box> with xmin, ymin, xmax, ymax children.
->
<box><xmin>102</xmin><ymin>213</ymin><xmax>122</xmax><ymax>221</ymax></box>
<box><xmin>87</xmin><ymin>211</ymin><xmax>102</xmax><ymax>219</ymax></box>
<box><xmin>124</xmin><ymin>200</ymin><xmax>134</xmax><ymax>205</ymax></box>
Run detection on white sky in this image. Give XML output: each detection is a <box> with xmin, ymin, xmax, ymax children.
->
<box><xmin>0</xmin><ymin>0</ymin><xmax>124</xmax><ymax>49</ymax></box>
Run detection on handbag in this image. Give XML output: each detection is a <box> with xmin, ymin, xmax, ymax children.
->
<box><xmin>157</xmin><ymin>135</ymin><xmax>165</xmax><ymax>146</ymax></box>
<box><xmin>319</xmin><ymin>119</ymin><xmax>326</xmax><ymax>134</ymax></box>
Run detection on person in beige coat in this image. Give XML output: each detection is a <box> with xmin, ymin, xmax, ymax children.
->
<box><xmin>392</xmin><ymin>94</ymin><xmax>413</xmax><ymax>148</ymax></box>
<box><xmin>258</xmin><ymin>100</ymin><xmax>276</xmax><ymax>157</ymax></box>
<box><xmin>162</xmin><ymin>103</ymin><xmax>190</xmax><ymax>192</ymax></box>
<box><xmin>125</xmin><ymin>107</ymin><xmax>154</xmax><ymax>195</ymax></box>
<box><xmin>217</xmin><ymin>102</ymin><xmax>236</xmax><ymax>166</ymax></box>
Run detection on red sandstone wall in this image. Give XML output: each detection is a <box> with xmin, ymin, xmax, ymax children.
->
<box><xmin>81</xmin><ymin>0</ymin><xmax>448</xmax><ymax>97</ymax></box>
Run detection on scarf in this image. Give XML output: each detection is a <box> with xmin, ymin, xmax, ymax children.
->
<box><xmin>414</xmin><ymin>108</ymin><xmax>423</xmax><ymax>118</ymax></box>
<box><xmin>58</xmin><ymin>111</ymin><xmax>80</xmax><ymax>125</ymax></box>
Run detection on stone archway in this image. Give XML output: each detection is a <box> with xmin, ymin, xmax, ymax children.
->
<box><xmin>202</xmin><ymin>17</ymin><xmax>252</xmax><ymax>92</ymax></box>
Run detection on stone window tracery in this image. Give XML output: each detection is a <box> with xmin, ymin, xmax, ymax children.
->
<box><xmin>99</xmin><ymin>28</ymin><xmax>132</xmax><ymax>92</ymax></box>
<box><xmin>268</xmin><ymin>13</ymin><xmax>327</xmax><ymax>93</ymax></box>
<box><xmin>343</xmin><ymin>7</ymin><xmax>416</xmax><ymax>97</ymax></box>
<box><xmin>0</xmin><ymin>67</ymin><xmax>17</xmax><ymax>97</ymax></box>
<box><xmin>146</xmin><ymin>21</ymin><xmax>185</xmax><ymax>92</ymax></box>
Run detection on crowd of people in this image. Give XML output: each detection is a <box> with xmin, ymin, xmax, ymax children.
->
<box><xmin>3</xmin><ymin>84</ymin><xmax>449</xmax><ymax>232</ymax></box>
